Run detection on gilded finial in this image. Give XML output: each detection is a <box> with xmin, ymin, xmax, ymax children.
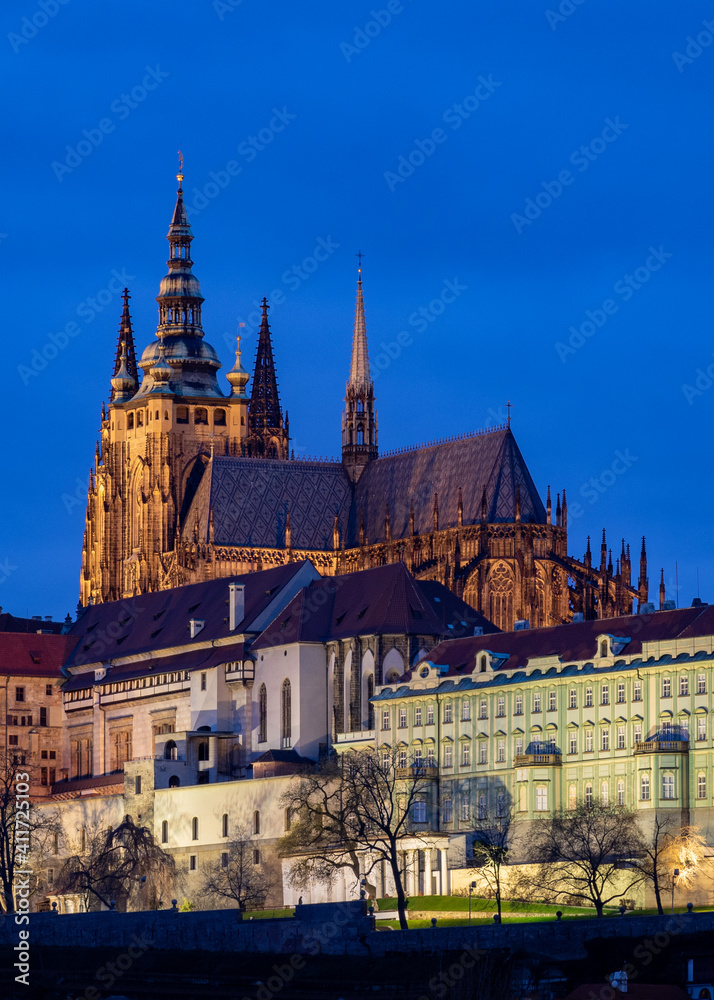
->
<box><xmin>177</xmin><ymin>148</ymin><xmax>184</xmax><ymax>186</ymax></box>
<box><xmin>356</xmin><ymin>250</ymin><xmax>365</xmax><ymax>283</ymax></box>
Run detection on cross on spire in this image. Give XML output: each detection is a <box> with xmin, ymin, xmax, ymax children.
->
<box><xmin>506</xmin><ymin>400</ymin><xmax>512</xmax><ymax>427</ymax></box>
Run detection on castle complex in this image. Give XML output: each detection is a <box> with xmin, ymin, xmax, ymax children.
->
<box><xmin>81</xmin><ymin>173</ymin><xmax>651</xmax><ymax>631</ymax></box>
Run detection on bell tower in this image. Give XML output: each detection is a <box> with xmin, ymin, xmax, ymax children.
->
<box><xmin>342</xmin><ymin>256</ymin><xmax>378</xmax><ymax>482</ymax></box>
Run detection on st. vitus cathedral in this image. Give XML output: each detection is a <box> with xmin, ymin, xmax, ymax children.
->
<box><xmin>80</xmin><ymin>173</ymin><xmax>650</xmax><ymax>629</ymax></box>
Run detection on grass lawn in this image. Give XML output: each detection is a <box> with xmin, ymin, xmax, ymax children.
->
<box><xmin>375</xmin><ymin>895</ymin><xmax>598</xmax><ymax>915</ymax></box>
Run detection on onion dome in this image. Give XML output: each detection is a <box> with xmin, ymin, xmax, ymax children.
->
<box><xmin>226</xmin><ymin>335</ymin><xmax>250</xmax><ymax>397</ymax></box>
<box><xmin>149</xmin><ymin>343</ymin><xmax>173</xmax><ymax>389</ymax></box>
<box><xmin>111</xmin><ymin>341</ymin><xmax>137</xmax><ymax>401</ymax></box>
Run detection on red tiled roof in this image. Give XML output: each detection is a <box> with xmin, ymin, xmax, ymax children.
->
<box><xmin>253</xmin><ymin>562</ymin><xmax>498</xmax><ymax>649</ymax></box>
<box><xmin>423</xmin><ymin>605</ymin><xmax>711</xmax><ymax>675</ymax></box>
<box><xmin>65</xmin><ymin>562</ymin><xmax>310</xmax><ymax>667</ymax></box>
<box><xmin>0</xmin><ymin>633</ymin><xmax>78</xmax><ymax>678</ymax></box>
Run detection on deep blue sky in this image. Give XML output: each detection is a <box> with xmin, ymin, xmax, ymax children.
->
<box><xmin>3</xmin><ymin>0</ymin><xmax>713</xmax><ymax>619</ymax></box>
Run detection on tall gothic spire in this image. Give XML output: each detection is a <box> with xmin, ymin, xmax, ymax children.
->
<box><xmin>111</xmin><ymin>289</ymin><xmax>138</xmax><ymax>399</ymax></box>
<box><xmin>246</xmin><ymin>299</ymin><xmax>289</xmax><ymax>459</ymax></box>
<box><xmin>342</xmin><ymin>257</ymin><xmax>378</xmax><ymax>482</ymax></box>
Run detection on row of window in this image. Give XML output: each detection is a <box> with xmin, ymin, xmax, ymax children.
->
<box><xmin>7</xmin><ymin>709</ymin><xmax>48</xmax><ymax>726</ymax></box>
<box><xmin>65</xmin><ymin>672</ymin><xmax>191</xmax><ymax>703</ymax></box>
<box><xmin>186</xmin><ymin>850</ymin><xmax>261</xmax><ymax>873</ymax></box>
<box><xmin>385</xmin><ymin>674</ymin><xmax>709</xmax><ymax>729</ymax></box>
<box><xmin>12</xmin><ymin>685</ymin><xmax>53</xmax><ymax>702</ymax></box>
<box><xmin>162</xmin><ymin>811</ymin><xmax>267</xmax><ymax>845</ymax></box>
<box><xmin>124</xmin><ymin>407</ymin><xmax>228</xmax><ymax>431</ymax></box>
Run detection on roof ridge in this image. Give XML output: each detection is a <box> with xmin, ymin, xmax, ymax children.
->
<box><xmin>379</xmin><ymin>424</ymin><xmax>508</xmax><ymax>459</ymax></box>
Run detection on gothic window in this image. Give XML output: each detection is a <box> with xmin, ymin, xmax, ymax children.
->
<box><xmin>281</xmin><ymin>679</ymin><xmax>291</xmax><ymax>746</ymax></box>
<box><xmin>214</xmin><ymin>408</ymin><xmax>226</xmax><ymax>426</ymax></box>
<box><xmin>258</xmin><ymin>684</ymin><xmax>267</xmax><ymax>743</ymax></box>
<box><xmin>357</xmin><ymin>425</ymin><xmax>364</xmax><ymax>445</ymax></box>
<box><xmin>195</xmin><ymin>408</ymin><xmax>208</xmax><ymax>425</ymax></box>
<box><xmin>366</xmin><ymin>674</ymin><xmax>374</xmax><ymax>730</ymax></box>
<box><xmin>488</xmin><ymin>563</ymin><xmax>513</xmax><ymax>631</ymax></box>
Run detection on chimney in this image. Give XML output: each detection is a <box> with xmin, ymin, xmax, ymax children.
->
<box><xmin>229</xmin><ymin>583</ymin><xmax>245</xmax><ymax>631</ymax></box>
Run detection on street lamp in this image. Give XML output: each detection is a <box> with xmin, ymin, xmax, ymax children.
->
<box><xmin>671</xmin><ymin>868</ymin><xmax>680</xmax><ymax>915</ymax></box>
<box><xmin>468</xmin><ymin>881</ymin><xmax>477</xmax><ymax>923</ymax></box>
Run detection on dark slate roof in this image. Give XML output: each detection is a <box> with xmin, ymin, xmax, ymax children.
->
<box><xmin>252</xmin><ymin>749</ymin><xmax>313</xmax><ymax>765</ymax></box>
<box><xmin>184</xmin><ymin>428</ymin><xmax>545</xmax><ymax>552</ymax></box>
<box><xmin>351</xmin><ymin>428</ymin><xmax>546</xmax><ymax>544</ymax></box>
<box><xmin>0</xmin><ymin>612</ymin><xmax>64</xmax><ymax>634</ymax></box>
<box><xmin>188</xmin><ymin>455</ymin><xmax>352</xmax><ymax>550</ymax></box>
<box><xmin>0</xmin><ymin>633</ymin><xmax>78</xmax><ymax>677</ymax></box>
<box><xmin>422</xmin><ymin>605</ymin><xmax>712</xmax><ymax>676</ymax></box>
<box><xmin>253</xmin><ymin>562</ymin><xmax>498</xmax><ymax>649</ymax></box>
<box><xmin>64</xmin><ymin>562</ymin><xmax>310</xmax><ymax>668</ymax></box>
<box><xmin>61</xmin><ymin>644</ymin><xmax>247</xmax><ymax>692</ymax></box>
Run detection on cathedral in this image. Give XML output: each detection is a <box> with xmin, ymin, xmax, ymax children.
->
<box><xmin>80</xmin><ymin>172</ymin><xmax>650</xmax><ymax>629</ymax></box>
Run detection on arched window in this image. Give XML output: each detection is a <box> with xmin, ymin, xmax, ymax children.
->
<box><xmin>164</xmin><ymin>740</ymin><xmax>177</xmax><ymax>760</ymax></box>
<box><xmin>222</xmin><ymin>813</ymin><xmax>229</xmax><ymax>838</ymax></box>
<box><xmin>366</xmin><ymin>674</ymin><xmax>374</xmax><ymax>730</ymax></box>
<box><xmin>127</xmin><ymin>412</ymin><xmax>134</xmax><ymax>430</ymax></box>
<box><xmin>488</xmin><ymin>563</ymin><xmax>514</xmax><ymax>631</ymax></box>
<box><xmin>137</xmin><ymin>411</ymin><xmax>144</xmax><ymax>427</ymax></box>
<box><xmin>254</xmin><ymin>810</ymin><xmax>260</xmax><ymax>835</ymax></box>
<box><xmin>168</xmin><ymin>775</ymin><xmax>180</xmax><ymax>788</ymax></box>
<box><xmin>258</xmin><ymin>684</ymin><xmax>267</xmax><ymax>743</ymax></box>
<box><xmin>176</xmin><ymin>406</ymin><xmax>189</xmax><ymax>424</ymax></box>
<box><xmin>195</xmin><ymin>407</ymin><xmax>208</xmax><ymax>425</ymax></box>
<box><xmin>214</xmin><ymin>408</ymin><xmax>226</xmax><ymax>426</ymax></box>
<box><xmin>479</xmin><ymin>655</ymin><xmax>488</xmax><ymax>673</ymax></box>
<box><xmin>161</xmin><ymin>820</ymin><xmax>168</xmax><ymax>844</ymax></box>
<box><xmin>281</xmin><ymin>679</ymin><xmax>291</xmax><ymax>747</ymax></box>
<box><xmin>600</xmin><ymin>641</ymin><xmax>608</xmax><ymax>658</ymax></box>
<box><xmin>191</xmin><ymin>817</ymin><xmax>199</xmax><ymax>841</ymax></box>
<box><xmin>197</xmin><ymin>741</ymin><xmax>209</xmax><ymax>762</ymax></box>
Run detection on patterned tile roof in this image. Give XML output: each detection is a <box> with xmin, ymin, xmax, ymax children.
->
<box><xmin>351</xmin><ymin>427</ymin><xmax>546</xmax><ymax>544</ymax></box>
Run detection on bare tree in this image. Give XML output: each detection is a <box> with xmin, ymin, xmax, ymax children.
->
<box><xmin>279</xmin><ymin>748</ymin><xmax>429</xmax><ymax>929</ymax></box>
<box><xmin>633</xmin><ymin>813</ymin><xmax>707</xmax><ymax>914</ymax></box>
<box><xmin>470</xmin><ymin>799</ymin><xmax>515</xmax><ymax>922</ymax></box>
<box><xmin>524</xmin><ymin>804</ymin><xmax>644</xmax><ymax>917</ymax></box>
<box><xmin>55</xmin><ymin>814</ymin><xmax>175</xmax><ymax>911</ymax></box>
<box><xmin>199</xmin><ymin>825</ymin><xmax>279</xmax><ymax>911</ymax></box>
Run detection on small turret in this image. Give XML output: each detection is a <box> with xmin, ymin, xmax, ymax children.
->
<box><xmin>111</xmin><ymin>340</ymin><xmax>138</xmax><ymax>402</ymax></box>
<box><xmin>659</xmin><ymin>569</ymin><xmax>666</xmax><ymax>610</ymax></box>
<box><xmin>226</xmin><ymin>335</ymin><xmax>250</xmax><ymax>397</ymax></box>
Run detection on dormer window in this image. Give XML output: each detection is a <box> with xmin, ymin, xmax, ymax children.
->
<box><xmin>600</xmin><ymin>640</ymin><xmax>608</xmax><ymax>658</ymax></box>
<box><xmin>479</xmin><ymin>655</ymin><xmax>488</xmax><ymax>673</ymax></box>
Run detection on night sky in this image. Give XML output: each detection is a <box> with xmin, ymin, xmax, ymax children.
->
<box><xmin>4</xmin><ymin>0</ymin><xmax>713</xmax><ymax>619</ymax></box>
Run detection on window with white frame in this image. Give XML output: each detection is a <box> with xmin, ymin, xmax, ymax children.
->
<box><xmin>514</xmin><ymin>694</ymin><xmax>523</xmax><ymax>715</ymax></box>
<box><xmin>415</xmin><ymin>706</ymin><xmax>422</xmax><ymax>727</ymax></box>
<box><xmin>697</xmin><ymin>673</ymin><xmax>706</xmax><ymax>695</ymax></box>
<box><xmin>617</xmin><ymin>683</ymin><xmax>625</xmax><ymax>703</ymax></box>
<box><xmin>398</xmin><ymin>707</ymin><xmax>407</xmax><ymax>728</ymax></box>
<box><xmin>697</xmin><ymin>773</ymin><xmax>707</xmax><ymax>799</ymax></box>
<box><xmin>633</xmin><ymin>723</ymin><xmax>642</xmax><ymax>744</ymax></box>
<box><xmin>569</xmin><ymin>689</ymin><xmax>577</xmax><ymax>709</ymax></box>
<box><xmin>461</xmin><ymin>743</ymin><xmax>470</xmax><ymax>767</ymax></box>
<box><xmin>585</xmin><ymin>687</ymin><xmax>593</xmax><ymax>707</ymax></box>
<box><xmin>617</xmin><ymin>779</ymin><xmax>625</xmax><ymax>806</ymax></box>
<box><xmin>412</xmin><ymin>800</ymin><xmax>427</xmax><ymax>823</ymax></box>
<box><xmin>535</xmin><ymin>786</ymin><xmax>548</xmax><ymax>811</ymax></box>
<box><xmin>478</xmin><ymin>793</ymin><xmax>487</xmax><ymax>820</ymax></box>
<box><xmin>662</xmin><ymin>773</ymin><xmax>675</xmax><ymax>800</ymax></box>
<box><xmin>497</xmin><ymin>739</ymin><xmax>505</xmax><ymax>762</ymax></box>
<box><xmin>426</xmin><ymin>704</ymin><xmax>434</xmax><ymax>725</ymax></box>
<box><xmin>585</xmin><ymin>782</ymin><xmax>593</xmax><ymax>806</ymax></box>
<box><xmin>414</xmin><ymin>748</ymin><xmax>423</xmax><ymax>767</ymax></box>
<box><xmin>479</xmin><ymin>742</ymin><xmax>487</xmax><ymax>765</ymax></box>
<box><xmin>662</xmin><ymin>677</ymin><xmax>671</xmax><ymax>698</ymax></box>
<box><xmin>462</xmin><ymin>798</ymin><xmax>471</xmax><ymax>822</ymax></box>
<box><xmin>444</xmin><ymin>702</ymin><xmax>453</xmax><ymax>724</ymax></box>
<box><xmin>585</xmin><ymin>729</ymin><xmax>593</xmax><ymax>752</ymax></box>
<box><xmin>601</xmin><ymin>728</ymin><xmax>610</xmax><ymax>751</ymax></box>
<box><xmin>641</xmin><ymin>774</ymin><xmax>650</xmax><ymax>800</ymax></box>
<box><xmin>697</xmin><ymin>717</ymin><xmax>707</xmax><ymax>741</ymax></box>
<box><xmin>515</xmin><ymin>737</ymin><xmax>523</xmax><ymax>757</ymax></box>
<box><xmin>548</xmin><ymin>691</ymin><xmax>556</xmax><ymax>712</ymax></box>
<box><xmin>443</xmin><ymin>798</ymin><xmax>453</xmax><ymax>822</ymax></box>
<box><xmin>382</xmin><ymin>710</ymin><xmax>390</xmax><ymax>731</ymax></box>
<box><xmin>398</xmin><ymin>749</ymin><xmax>407</xmax><ymax>768</ymax></box>
<box><xmin>462</xmin><ymin>700</ymin><xmax>471</xmax><ymax>721</ymax></box>
<box><xmin>382</xmin><ymin>752</ymin><xmax>390</xmax><ymax>770</ymax></box>
<box><xmin>633</xmin><ymin>680</ymin><xmax>642</xmax><ymax>701</ymax></box>
<box><xmin>569</xmin><ymin>732</ymin><xmax>577</xmax><ymax>755</ymax></box>
<box><xmin>497</xmin><ymin>696</ymin><xmax>505</xmax><ymax>717</ymax></box>
<box><xmin>680</xmin><ymin>675</ymin><xmax>689</xmax><ymax>696</ymax></box>
<box><xmin>601</xmin><ymin>684</ymin><xmax>610</xmax><ymax>706</ymax></box>
<box><xmin>479</xmin><ymin>699</ymin><xmax>487</xmax><ymax>720</ymax></box>
<box><xmin>426</xmin><ymin>746</ymin><xmax>435</xmax><ymax>767</ymax></box>
<box><xmin>617</xmin><ymin>726</ymin><xmax>626</xmax><ymax>750</ymax></box>
<box><xmin>601</xmin><ymin>781</ymin><xmax>609</xmax><ymax>805</ymax></box>
<box><xmin>443</xmin><ymin>745</ymin><xmax>453</xmax><ymax>768</ymax></box>
<box><xmin>533</xmin><ymin>692</ymin><xmax>541</xmax><ymax>713</ymax></box>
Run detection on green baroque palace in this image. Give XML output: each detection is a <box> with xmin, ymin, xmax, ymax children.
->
<box><xmin>362</xmin><ymin>603</ymin><xmax>714</xmax><ymax>831</ymax></box>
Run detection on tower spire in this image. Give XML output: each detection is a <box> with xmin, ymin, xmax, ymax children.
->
<box><xmin>246</xmin><ymin>299</ymin><xmax>289</xmax><ymax>459</ymax></box>
<box><xmin>342</xmin><ymin>258</ymin><xmax>378</xmax><ymax>481</ymax></box>
<box><xmin>111</xmin><ymin>290</ymin><xmax>138</xmax><ymax>400</ymax></box>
